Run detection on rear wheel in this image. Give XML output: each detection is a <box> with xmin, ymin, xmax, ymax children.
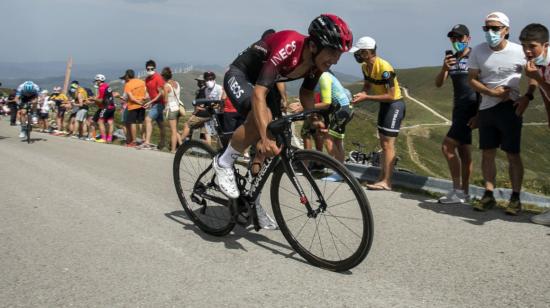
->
<box><xmin>270</xmin><ymin>150</ymin><xmax>373</xmax><ymax>271</ymax></box>
<box><xmin>173</xmin><ymin>140</ymin><xmax>235</xmax><ymax>236</ymax></box>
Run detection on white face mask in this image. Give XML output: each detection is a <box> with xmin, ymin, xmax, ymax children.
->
<box><xmin>146</xmin><ymin>70</ymin><xmax>155</xmax><ymax>76</ymax></box>
<box><xmin>534</xmin><ymin>51</ymin><xmax>550</xmax><ymax>66</ymax></box>
<box><xmin>206</xmin><ymin>80</ymin><xmax>215</xmax><ymax>88</ymax></box>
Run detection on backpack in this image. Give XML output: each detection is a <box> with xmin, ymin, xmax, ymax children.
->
<box><xmin>84</xmin><ymin>87</ymin><xmax>95</xmax><ymax>98</ymax></box>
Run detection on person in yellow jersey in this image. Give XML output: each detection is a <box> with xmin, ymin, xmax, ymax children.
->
<box><xmin>351</xmin><ymin>36</ymin><xmax>406</xmax><ymax>191</ymax></box>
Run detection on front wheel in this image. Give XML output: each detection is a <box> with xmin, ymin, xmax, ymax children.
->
<box><xmin>26</xmin><ymin>113</ymin><xmax>32</xmax><ymax>144</ymax></box>
<box><xmin>270</xmin><ymin>150</ymin><xmax>374</xmax><ymax>272</ymax></box>
<box><xmin>173</xmin><ymin>140</ymin><xmax>235</xmax><ymax>236</ymax></box>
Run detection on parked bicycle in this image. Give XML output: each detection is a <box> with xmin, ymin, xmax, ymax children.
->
<box><xmin>173</xmin><ymin>100</ymin><xmax>373</xmax><ymax>271</ymax></box>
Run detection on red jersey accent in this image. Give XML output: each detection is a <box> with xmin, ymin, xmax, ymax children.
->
<box><xmin>231</xmin><ymin>30</ymin><xmax>320</xmax><ymax>90</ymax></box>
<box><xmin>145</xmin><ymin>73</ymin><xmax>165</xmax><ymax>105</ymax></box>
<box><xmin>224</xmin><ymin>97</ymin><xmax>237</xmax><ymax>113</ymax></box>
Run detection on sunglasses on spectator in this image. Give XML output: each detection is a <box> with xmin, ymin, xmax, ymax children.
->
<box><xmin>146</xmin><ymin>67</ymin><xmax>155</xmax><ymax>71</ymax></box>
<box><xmin>482</xmin><ymin>25</ymin><xmax>506</xmax><ymax>32</ymax></box>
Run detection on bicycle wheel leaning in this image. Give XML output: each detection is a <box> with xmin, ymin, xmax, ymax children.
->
<box><xmin>173</xmin><ymin>140</ymin><xmax>235</xmax><ymax>236</ymax></box>
<box><xmin>270</xmin><ymin>150</ymin><xmax>373</xmax><ymax>272</ymax></box>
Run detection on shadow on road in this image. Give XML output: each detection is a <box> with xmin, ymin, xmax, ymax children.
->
<box><xmin>0</xmin><ymin>136</ymin><xmax>9</xmax><ymax>140</ymax></box>
<box><xmin>399</xmin><ymin>193</ymin><xmax>535</xmax><ymax>226</ymax></box>
<box><xmin>165</xmin><ymin>210</ymin><xmax>309</xmax><ymax>266</ymax></box>
<box><xmin>19</xmin><ymin>137</ymin><xmax>47</xmax><ymax>143</ymax></box>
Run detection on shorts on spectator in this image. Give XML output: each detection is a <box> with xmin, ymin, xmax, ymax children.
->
<box><xmin>76</xmin><ymin>109</ymin><xmax>88</xmax><ymax>122</ymax></box>
<box><xmin>147</xmin><ymin>103</ymin><xmax>164</xmax><ymax>122</ymax></box>
<box><xmin>328</xmin><ymin>105</ymin><xmax>354</xmax><ymax>140</ymax></box>
<box><xmin>39</xmin><ymin>112</ymin><xmax>49</xmax><ymax>120</ymax></box>
<box><xmin>121</xmin><ymin>108</ymin><xmax>128</xmax><ymax>123</ymax></box>
<box><xmin>187</xmin><ymin>115</ymin><xmax>210</xmax><ymax>129</ymax></box>
<box><xmin>99</xmin><ymin>108</ymin><xmax>115</xmax><ymax>122</ymax></box>
<box><xmin>57</xmin><ymin>107</ymin><xmax>66</xmax><ymax>118</ymax></box>
<box><xmin>377</xmin><ymin>100</ymin><xmax>406</xmax><ymax>137</ymax></box>
<box><xmin>446</xmin><ymin>103</ymin><xmax>478</xmax><ymax>145</ymax></box>
<box><xmin>126</xmin><ymin>108</ymin><xmax>145</xmax><ymax>124</ymax></box>
<box><xmin>166</xmin><ymin>110</ymin><xmax>180</xmax><ymax>120</ymax></box>
<box><xmin>478</xmin><ymin>101</ymin><xmax>522</xmax><ymax>154</ymax></box>
<box><xmin>300</xmin><ymin>118</ymin><xmax>317</xmax><ymax>138</ymax></box>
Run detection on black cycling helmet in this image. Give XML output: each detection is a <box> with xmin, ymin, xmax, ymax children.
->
<box><xmin>308</xmin><ymin>14</ymin><xmax>353</xmax><ymax>52</ymax></box>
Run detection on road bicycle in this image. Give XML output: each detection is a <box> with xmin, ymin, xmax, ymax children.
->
<box><xmin>173</xmin><ymin>100</ymin><xmax>373</xmax><ymax>271</ymax></box>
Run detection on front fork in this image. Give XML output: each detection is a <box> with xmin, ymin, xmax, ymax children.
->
<box><xmin>280</xmin><ymin>149</ymin><xmax>328</xmax><ymax>218</ymax></box>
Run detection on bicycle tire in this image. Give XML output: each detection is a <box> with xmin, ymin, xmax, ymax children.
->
<box><xmin>270</xmin><ymin>150</ymin><xmax>373</xmax><ymax>272</ymax></box>
<box><xmin>26</xmin><ymin>116</ymin><xmax>31</xmax><ymax>144</ymax></box>
<box><xmin>173</xmin><ymin>140</ymin><xmax>235</xmax><ymax>236</ymax></box>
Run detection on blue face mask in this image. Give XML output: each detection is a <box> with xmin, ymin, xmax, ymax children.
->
<box><xmin>452</xmin><ymin>41</ymin><xmax>468</xmax><ymax>53</ymax></box>
<box><xmin>485</xmin><ymin>30</ymin><xmax>503</xmax><ymax>47</ymax></box>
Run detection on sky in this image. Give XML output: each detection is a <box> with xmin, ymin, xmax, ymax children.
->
<box><xmin>2</xmin><ymin>0</ymin><xmax>550</xmax><ymax>76</ymax></box>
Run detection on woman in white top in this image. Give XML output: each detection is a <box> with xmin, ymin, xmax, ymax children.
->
<box><xmin>161</xmin><ymin>67</ymin><xmax>183</xmax><ymax>153</ymax></box>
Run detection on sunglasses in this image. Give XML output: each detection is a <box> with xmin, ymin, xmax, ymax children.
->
<box><xmin>146</xmin><ymin>67</ymin><xmax>155</xmax><ymax>71</ymax></box>
<box><xmin>482</xmin><ymin>25</ymin><xmax>506</xmax><ymax>32</ymax></box>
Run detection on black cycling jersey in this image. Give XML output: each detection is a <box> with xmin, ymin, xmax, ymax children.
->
<box><xmin>449</xmin><ymin>52</ymin><xmax>478</xmax><ymax>105</ymax></box>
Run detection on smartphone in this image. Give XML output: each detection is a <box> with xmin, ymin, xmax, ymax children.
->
<box><xmin>445</xmin><ymin>50</ymin><xmax>455</xmax><ymax>58</ymax></box>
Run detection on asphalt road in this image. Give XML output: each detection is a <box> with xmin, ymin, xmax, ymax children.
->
<box><xmin>1</xmin><ymin>119</ymin><xmax>549</xmax><ymax>307</ymax></box>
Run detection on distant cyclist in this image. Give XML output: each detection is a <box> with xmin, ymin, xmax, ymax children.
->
<box><xmin>213</xmin><ymin>14</ymin><xmax>353</xmax><ymax>228</ymax></box>
<box><xmin>15</xmin><ymin>81</ymin><xmax>40</xmax><ymax>138</ymax></box>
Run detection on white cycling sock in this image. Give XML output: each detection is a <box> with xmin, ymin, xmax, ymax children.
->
<box><xmin>218</xmin><ymin>144</ymin><xmax>241</xmax><ymax>168</ymax></box>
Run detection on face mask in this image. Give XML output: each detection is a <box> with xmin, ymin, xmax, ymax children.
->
<box><xmin>146</xmin><ymin>70</ymin><xmax>155</xmax><ymax>76</ymax></box>
<box><xmin>534</xmin><ymin>51</ymin><xmax>550</xmax><ymax>66</ymax></box>
<box><xmin>485</xmin><ymin>30</ymin><xmax>503</xmax><ymax>47</ymax></box>
<box><xmin>206</xmin><ymin>80</ymin><xmax>215</xmax><ymax>88</ymax></box>
<box><xmin>452</xmin><ymin>41</ymin><xmax>468</xmax><ymax>53</ymax></box>
<box><xmin>93</xmin><ymin>84</ymin><xmax>99</xmax><ymax>89</ymax></box>
<box><xmin>353</xmin><ymin>52</ymin><xmax>364</xmax><ymax>64</ymax></box>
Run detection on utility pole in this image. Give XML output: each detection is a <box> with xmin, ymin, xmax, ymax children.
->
<box><xmin>62</xmin><ymin>56</ymin><xmax>73</xmax><ymax>95</ymax></box>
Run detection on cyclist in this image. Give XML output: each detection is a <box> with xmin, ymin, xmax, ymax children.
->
<box><xmin>15</xmin><ymin>81</ymin><xmax>40</xmax><ymax>138</ymax></box>
<box><xmin>351</xmin><ymin>36</ymin><xmax>406</xmax><ymax>191</ymax></box>
<box><xmin>49</xmin><ymin>86</ymin><xmax>69</xmax><ymax>135</ymax></box>
<box><xmin>213</xmin><ymin>14</ymin><xmax>353</xmax><ymax>228</ymax></box>
<box><xmin>88</xmin><ymin>74</ymin><xmax>116</xmax><ymax>143</ymax></box>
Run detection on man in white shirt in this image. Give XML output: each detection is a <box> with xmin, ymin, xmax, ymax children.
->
<box><xmin>468</xmin><ymin>12</ymin><xmax>535</xmax><ymax>215</ymax></box>
<box><xmin>519</xmin><ymin>23</ymin><xmax>550</xmax><ymax>225</ymax></box>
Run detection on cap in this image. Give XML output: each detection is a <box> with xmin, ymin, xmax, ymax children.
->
<box><xmin>53</xmin><ymin>86</ymin><xmax>62</xmax><ymax>92</ymax></box>
<box><xmin>349</xmin><ymin>36</ymin><xmax>376</xmax><ymax>53</ymax></box>
<box><xmin>203</xmin><ymin>71</ymin><xmax>216</xmax><ymax>80</ymax></box>
<box><xmin>194</xmin><ymin>75</ymin><xmax>205</xmax><ymax>81</ymax></box>
<box><xmin>119</xmin><ymin>69</ymin><xmax>135</xmax><ymax>80</ymax></box>
<box><xmin>447</xmin><ymin>24</ymin><xmax>470</xmax><ymax>37</ymax></box>
<box><xmin>485</xmin><ymin>12</ymin><xmax>510</xmax><ymax>27</ymax></box>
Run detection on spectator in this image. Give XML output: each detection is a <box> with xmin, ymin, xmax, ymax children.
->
<box><xmin>88</xmin><ymin>74</ymin><xmax>116</xmax><ymax>143</ymax></box>
<box><xmin>7</xmin><ymin>93</ymin><xmax>17</xmax><ymax>126</ymax></box>
<box><xmin>180</xmin><ymin>72</ymin><xmax>223</xmax><ymax>144</ymax></box>
<box><xmin>66</xmin><ymin>80</ymin><xmax>81</xmax><ymax>137</ymax></box>
<box><xmin>70</xmin><ymin>81</ymin><xmax>90</xmax><ymax>139</ymax></box>
<box><xmin>141</xmin><ymin>59</ymin><xmax>166</xmax><ymax>150</ymax></box>
<box><xmin>194</xmin><ymin>74</ymin><xmax>206</xmax><ymax>99</ymax></box>
<box><xmin>316</xmin><ymin>71</ymin><xmax>354</xmax><ymax>166</ymax></box>
<box><xmin>37</xmin><ymin>89</ymin><xmax>51</xmax><ymax>132</ymax></box>
<box><xmin>435</xmin><ymin>24</ymin><xmax>479</xmax><ymax>204</ymax></box>
<box><xmin>161</xmin><ymin>67</ymin><xmax>183</xmax><ymax>153</ymax></box>
<box><xmin>519</xmin><ymin>23</ymin><xmax>550</xmax><ymax>225</ymax></box>
<box><xmin>351</xmin><ymin>36</ymin><xmax>406</xmax><ymax>191</ymax></box>
<box><xmin>120</xmin><ymin>69</ymin><xmax>147</xmax><ymax>147</ymax></box>
<box><xmin>468</xmin><ymin>12</ymin><xmax>533</xmax><ymax>215</ymax></box>
<box><xmin>49</xmin><ymin>86</ymin><xmax>69</xmax><ymax>135</ymax></box>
